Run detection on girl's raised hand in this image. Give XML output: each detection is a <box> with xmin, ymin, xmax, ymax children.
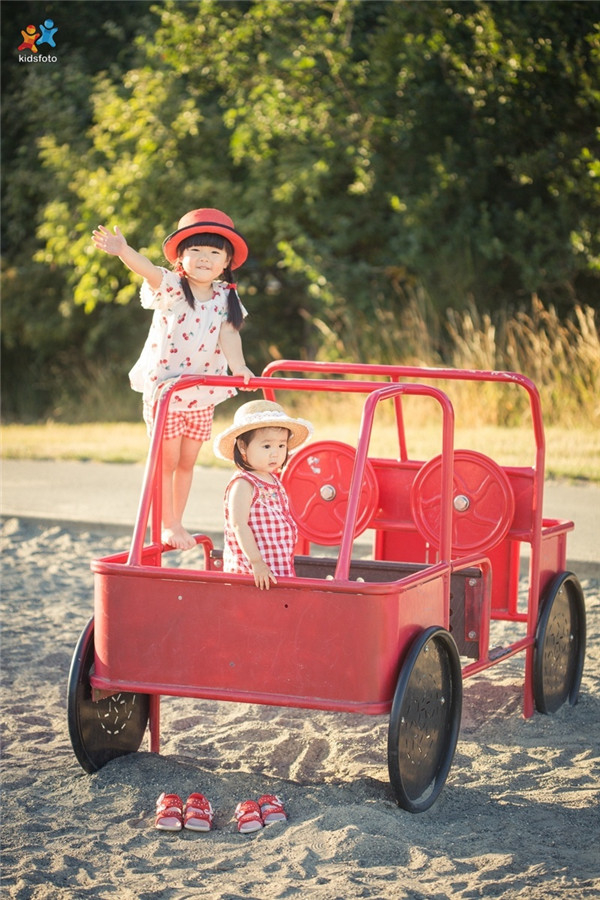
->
<box><xmin>92</xmin><ymin>224</ymin><xmax>127</xmax><ymax>256</ymax></box>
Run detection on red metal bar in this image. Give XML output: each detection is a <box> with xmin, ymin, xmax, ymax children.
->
<box><xmin>334</xmin><ymin>383</ymin><xmax>455</xmax><ymax>580</ymax></box>
<box><xmin>125</xmin><ymin>372</ymin><xmax>458</xmax><ymax>567</ymax></box>
<box><xmin>160</xmin><ymin>534</ymin><xmax>214</xmax><ymax>569</ymax></box>
<box><xmin>462</xmin><ymin>636</ymin><xmax>534</xmax><ymax>679</ymax></box>
<box><xmin>261</xmin><ymin>359</ymin><xmax>547</xmax><ymax>720</ymax></box>
<box><xmin>149</xmin><ymin>694</ymin><xmax>160</xmax><ymax>753</ymax></box>
<box><xmin>93</xmin><ymin>554</ymin><xmax>453</xmax><ymax>596</ymax></box>
<box><xmin>389</xmin><ymin>375</ymin><xmax>408</xmax><ymax>461</ymax></box>
<box><xmin>261</xmin><ymin>358</ymin><xmax>545</xmax><ymax>462</ymax></box>
<box><xmin>128</xmin><ymin>388</ymin><xmax>171</xmax><ymax>565</ymax></box>
<box><xmin>124</xmin><ymin>363</ymin><xmax>547</xmax><ymax>721</ymax></box>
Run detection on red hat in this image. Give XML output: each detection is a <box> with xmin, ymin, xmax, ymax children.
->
<box><xmin>162</xmin><ymin>208</ymin><xmax>249</xmax><ymax>269</ymax></box>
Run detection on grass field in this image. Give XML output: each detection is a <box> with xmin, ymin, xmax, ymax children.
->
<box><xmin>2</xmin><ymin>414</ymin><xmax>599</xmax><ymax>482</ymax></box>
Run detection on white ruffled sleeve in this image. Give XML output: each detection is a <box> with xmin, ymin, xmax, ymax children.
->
<box><xmin>139</xmin><ymin>268</ymin><xmax>185</xmax><ymax>310</ymax></box>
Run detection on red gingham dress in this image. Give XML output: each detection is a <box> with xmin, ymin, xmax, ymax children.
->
<box><xmin>223</xmin><ymin>470</ymin><xmax>298</xmax><ymax>578</ymax></box>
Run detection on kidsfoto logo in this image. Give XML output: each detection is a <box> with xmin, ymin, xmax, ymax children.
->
<box><xmin>18</xmin><ymin>18</ymin><xmax>58</xmax><ymax>63</ymax></box>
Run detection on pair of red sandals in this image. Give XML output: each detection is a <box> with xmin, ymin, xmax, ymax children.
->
<box><xmin>155</xmin><ymin>792</ymin><xmax>213</xmax><ymax>832</ymax></box>
<box><xmin>234</xmin><ymin>795</ymin><xmax>287</xmax><ymax>833</ymax></box>
<box><xmin>155</xmin><ymin>792</ymin><xmax>287</xmax><ymax>833</ymax></box>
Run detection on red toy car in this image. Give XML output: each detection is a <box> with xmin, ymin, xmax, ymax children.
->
<box><xmin>68</xmin><ymin>361</ymin><xmax>586</xmax><ymax>812</ymax></box>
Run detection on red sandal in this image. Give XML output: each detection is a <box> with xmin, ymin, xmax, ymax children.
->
<box><xmin>257</xmin><ymin>794</ymin><xmax>287</xmax><ymax>824</ymax></box>
<box><xmin>155</xmin><ymin>792</ymin><xmax>184</xmax><ymax>831</ymax></box>
<box><xmin>184</xmin><ymin>793</ymin><xmax>214</xmax><ymax>832</ymax></box>
<box><xmin>234</xmin><ymin>800</ymin><xmax>263</xmax><ymax>833</ymax></box>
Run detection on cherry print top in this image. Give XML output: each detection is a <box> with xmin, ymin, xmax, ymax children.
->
<box><xmin>128</xmin><ymin>268</ymin><xmax>247</xmax><ymax>409</ymax></box>
<box><xmin>223</xmin><ymin>470</ymin><xmax>298</xmax><ymax>578</ymax></box>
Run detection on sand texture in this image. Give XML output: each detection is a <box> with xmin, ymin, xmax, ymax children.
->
<box><xmin>1</xmin><ymin>517</ymin><xmax>599</xmax><ymax>899</ymax></box>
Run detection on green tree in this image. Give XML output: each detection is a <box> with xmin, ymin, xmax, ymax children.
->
<box><xmin>369</xmin><ymin>1</ymin><xmax>600</xmax><ymax>308</ymax></box>
<box><xmin>1</xmin><ymin>1</ymin><xmax>156</xmax><ymax>417</ymax></box>
<box><xmin>2</xmin><ymin>0</ymin><xmax>598</xmax><ymax>419</ymax></box>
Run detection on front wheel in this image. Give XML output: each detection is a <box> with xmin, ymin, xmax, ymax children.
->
<box><xmin>387</xmin><ymin>626</ymin><xmax>462</xmax><ymax>813</ymax></box>
<box><xmin>533</xmin><ymin>572</ymin><xmax>586</xmax><ymax>714</ymax></box>
<box><xmin>67</xmin><ymin>617</ymin><xmax>150</xmax><ymax>773</ymax></box>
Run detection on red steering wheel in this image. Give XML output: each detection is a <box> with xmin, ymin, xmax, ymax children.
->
<box><xmin>410</xmin><ymin>449</ymin><xmax>515</xmax><ymax>555</ymax></box>
<box><xmin>282</xmin><ymin>441</ymin><xmax>379</xmax><ymax>545</ymax></box>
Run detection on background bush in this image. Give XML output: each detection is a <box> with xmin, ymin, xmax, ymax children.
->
<box><xmin>2</xmin><ymin>0</ymin><xmax>598</xmax><ymax>424</ymax></box>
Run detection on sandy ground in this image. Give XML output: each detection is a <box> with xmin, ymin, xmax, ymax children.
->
<box><xmin>1</xmin><ymin>516</ymin><xmax>599</xmax><ymax>899</ymax></box>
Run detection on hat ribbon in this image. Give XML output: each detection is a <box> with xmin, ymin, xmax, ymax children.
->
<box><xmin>236</xmin><ymin>410</ymin><xmax>293</xmax><ymax>426</ymax></box>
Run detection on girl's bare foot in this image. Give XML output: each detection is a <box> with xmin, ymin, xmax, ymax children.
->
<box><xmin>162</xmin><ymin>524</ymin><xmax>196</xmax><ymax>550</ymax></box>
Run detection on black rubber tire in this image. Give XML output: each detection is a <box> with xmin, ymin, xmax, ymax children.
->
<box><xmin>533</xmin><ymin>572</ymin><xmax>586</xmax><ymax>714</ymax></box>
<box><xmin>387</xmin><ymin>626</ymin><xmax>462</xmax><ymax>813</ymax></box>
<box><xmin>67</xmin><ymin>617</ymin><xmax>150</xmax><ymax>773</ymax></box>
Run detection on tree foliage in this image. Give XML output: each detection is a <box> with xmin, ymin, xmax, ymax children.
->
<box><xmin>2</xmin><ymin>0</ymin><xmax>598</xmax><ymax>419</ymax></box>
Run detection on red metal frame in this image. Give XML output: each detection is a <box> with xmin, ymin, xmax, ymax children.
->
<box><xmin>89</xmin><ymin>362</ymin><xmax>576</xmax><ymax>752</ymax></box>
<box><xmin>260</xmin><ymin>360</ymin><xmax>570</xmax><ymax>717</ymax></box>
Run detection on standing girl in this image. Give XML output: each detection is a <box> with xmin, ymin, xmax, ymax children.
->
<box><xmin>213</xmin><ymin>400</ymin><xmax>313</xmax><ymax>589</ymax></box>
<box><xmin>92</xmin><ymin>208</ymin><xmax>254</xmax><ymax>550</ymax></box>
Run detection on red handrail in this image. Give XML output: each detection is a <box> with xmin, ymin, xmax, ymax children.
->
<box><xmin>334</xmin><ymin>382</ymin><xmax>455</xmax><ymax>580</ymax></box>
<box><xmin>127</xmin><ymin>372</ymin><xmax>439</xmax><ymax>565</ymax></box>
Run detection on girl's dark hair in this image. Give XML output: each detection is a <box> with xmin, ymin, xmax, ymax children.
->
<box><xmin>233</xmin><ymin>428</ymin><xmax>291</xmax><ymax>472</ymax></box>
<box><xmin>175</xmin><ymin>233</ymin><xmax>244</xmax><ymax>329</ymax></box>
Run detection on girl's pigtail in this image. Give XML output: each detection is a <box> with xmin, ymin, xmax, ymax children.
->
<box><xmin>223</xmin><ymin>264</ymin><xmax>244</xmax><ymax>329</ymax></box>
<box><xmin>174</xmin><ymin>260</ymin><xmax>195</xmax><ymax>309</ymax></box>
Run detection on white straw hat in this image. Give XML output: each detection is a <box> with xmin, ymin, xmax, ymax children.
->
<box><xmin>213</xmin><ymin>400</ymin><xmax>313</xmax><ymax>461</ymax></box>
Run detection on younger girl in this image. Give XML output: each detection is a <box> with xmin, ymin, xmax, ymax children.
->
<box><xmin>213</xmin><ymin>400</ymin><xmax>313</xmax><ymax>589</ymax></box>
<box><xmin>92</xmin><ymin>208</ymin><xmax>254</xmax><ymax>550</ymax></box>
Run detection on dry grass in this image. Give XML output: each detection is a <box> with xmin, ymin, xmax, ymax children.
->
<box><xmin>2</xmin><ymin>416</ymin><xmax>598</xmax><ymax>481</ymax></box>
<box><xmin>445</xmin><ymin>298</ymin><xmax>600</xmax><ymax>427</ymax></box>
<box><xmin>334</xmin><ymin>296</ymin><xmax>599</xmax><ymax>429</ymax></box>
<box><xmin>3</xmin><ymin>298</ymin><xmax>598</xmax><ymax>480</ymax></box>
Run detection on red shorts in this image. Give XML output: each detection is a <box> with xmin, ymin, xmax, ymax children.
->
<box><xmin>144</xmin><ymin>402</ymin><xmax>214</xmax><ymax>442</ymax></box>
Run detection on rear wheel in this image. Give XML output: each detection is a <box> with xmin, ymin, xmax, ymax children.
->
<box><xmin>388</xmin><ymin>627</ymin><xmax>462</xmax><ymax>813</ymax></box>
<box><xmin>533</xmin><ymin>572</ymin><xmax>586</xmax><ymax>714</ymax></box>
<box><xmin>67</xmin><ymin>617</ymin><xmax>150</xmax><ymax>773</ymax></box>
